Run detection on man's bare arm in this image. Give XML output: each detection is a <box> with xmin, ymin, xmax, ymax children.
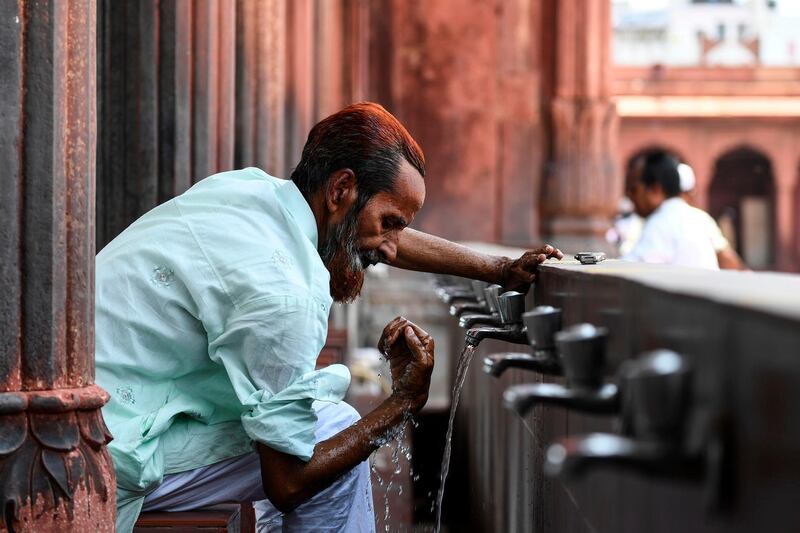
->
<box><xmin>391</xmin><ymin>228</ymin><xmax>563</xmax><ymax>292</ymax></box>
<box><xmin>717</xmin><ymin>246</ymin><xmax>748</xmax><ymax>271</ymax></box>
<box><xmin>257</xmin><ymin>320</ymin><xmax>433</xmax><ymax>512</ymax></box>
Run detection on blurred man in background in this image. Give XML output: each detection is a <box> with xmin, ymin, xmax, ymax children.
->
<box><xmin>623</xmin><ymin>151</ymin><xmax>721</xmax><ymax>269</ymax></box>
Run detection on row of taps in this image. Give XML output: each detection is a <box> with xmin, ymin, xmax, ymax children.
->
<box><xmin>435</xmin><ymin>277</ymin><xmax>726</xmax><ymax>508</ymax></box>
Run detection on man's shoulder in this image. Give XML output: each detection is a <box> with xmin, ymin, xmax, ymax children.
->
<box><xmin>181</xmin><ymin>167</ymin><xmax>283</xmax><ymax>201</ymax></box>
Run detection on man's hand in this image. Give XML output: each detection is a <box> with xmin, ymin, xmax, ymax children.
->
<box><xmin>498</xmin><ymin>244</ymin><xmax>564</xmax><ymax>293</ymax></box>
<box><xmin>392</xmin><ymin>229</ymin><xmax>563</xmax><ymax>292</ymax></box>
<box><xmin>378</xmin><ymin>317</ymin><xmax>434</xmax><ymax>412</ymax></box>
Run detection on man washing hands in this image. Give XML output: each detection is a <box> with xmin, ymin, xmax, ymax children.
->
<box><xmin>95</xmin><ymin>102</ymin><xmax>561</xmax><ymax>532</ymax></box>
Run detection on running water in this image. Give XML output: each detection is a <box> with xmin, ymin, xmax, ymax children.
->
<box><xmin>434</xmin><ymin>344</ymin><xmax>477</xmax><ymax>532</ymax></box>
<box><xmin>370</xmin><ymin>413</ymin><xmax>419</xmax><ymax>532</ymax></box>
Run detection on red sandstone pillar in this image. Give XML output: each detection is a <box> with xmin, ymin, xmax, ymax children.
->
<box><xmin>0</xmin><ymin>1</ymin><xmax>115</xmax><ymax>530</ymax></box>
<box><xmin>286</xmin><ymin>0</ymin><xmax>317</xmax><ymax>168</ymax></box>
<box><xmin>97</xmin><ymin>0</ymin><xmax>237</xmax><ymax>247</ymax></box>
<box><xmin>343</xmin><ymin>0</ymin><xmax>370</xmax><ymax>104</ymax></box>
<box><xmin>192</xmin><ymin>0</ymin><xmax>237</xmax><ymax>179</ymax></box>
<box><xmin>541</xmin><ymin>0</ymin><xmax>619</xmax><ymax>249</ymax></box>
<box><xmin>495</xmin><ymin>0</ymin><xmax>547</xmax><ymax>245</ymax></box>
<box><xmin>235</xmin><ymin>0</ymin><xmax>288</xmax><ymax>176</ymax></box>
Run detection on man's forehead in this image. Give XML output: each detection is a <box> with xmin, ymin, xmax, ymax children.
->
<box><xmin>392</xmin><ymin>159</ymin><xmax>425</xmax><ymax>208</ymax></box>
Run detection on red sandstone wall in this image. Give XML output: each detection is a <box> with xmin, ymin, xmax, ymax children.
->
<box><xmin>367</xmin><ymin>0</ymin><xmax>547</xmax><ymax>246</ymax></box>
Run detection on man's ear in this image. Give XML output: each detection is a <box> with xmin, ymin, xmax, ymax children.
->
<box><xmin>326</xmin><ymin>169</ymin><xmax>357</xmax><ymax>214</ymax></box>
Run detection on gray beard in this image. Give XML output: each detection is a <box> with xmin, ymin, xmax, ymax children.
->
<box><xmin>319</xmin><ymin>208</ymin><xmax>381</xmax><ymax>302</ymax></box>
<box><xmin>319</xmin><ymin>209</ymin><xmax>362</xmax><ymax>271</ymax></box>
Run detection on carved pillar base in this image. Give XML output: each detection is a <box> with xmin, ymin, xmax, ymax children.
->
<box><xmin>0</xmin><ymin>386</ymin><xmax>114</xmax><ymax>532</ymax></box>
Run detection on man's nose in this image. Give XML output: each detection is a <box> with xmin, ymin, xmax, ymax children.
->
<box><xmin>378</xmin><ymin>240</ymin><xmax>398</xmax><ymax>264</ymax></box>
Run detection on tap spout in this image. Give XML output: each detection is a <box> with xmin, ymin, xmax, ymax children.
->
<box><xmin>503</xmin><ymin>383</ymin><xmax>619</xmax><ymax>416</ymax></box>
<box><xmin>465</xmin><ymin>324</ymin><xmax>527</xmax><ymax>347</ymax></box>
<box><xmin>437</xmin><ymin>288</ymin><xmax>476</xmax><ymax>304</ymax></box>
<box><xmin>545</xmin><ymin>433</ymin><xmax>703</xmax><ymax>481</ymax></box>
<box><xmin>450</xmin><ymin>301</ymin><xmax>487</xmax><ymax>317</ymax></box>
<box><xmin>483</xmin><ymin>351</ymin><xmax>562</xmax><ymax>378</ymax></box>
<box><xmin>459</xmin><ymin>313</ymin><xmax>501</xmax><ymax>329</ymax></box>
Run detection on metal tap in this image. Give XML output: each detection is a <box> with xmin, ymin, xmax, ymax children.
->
<box><xmin>438</xmin><ymin>289</ymin><xmax>477</xmax><ymax>305</ymax></box>
<box><xmin>450</xmin><ymin>300</ymin><xmax>487</xmax><ymax>317</ymax></box>
<box><xmin>484</xmin><ymin>351</ymin><xmax>563</xmax><ymax>377</ymax></box>
<box><xmin>460</xmin><ymin>312</ymin><xmax>501</xmax><ymax>329</ymax></box>
<box><xmin>545</xmin><ymin>350</ymin><xmax>705</xmax><ymax>482</ymax></box>
<box><xmin>465</xmin><ymin>291</ymin><xmax>527</xmax><ymax>346</ymax></box>
<box><xmin>503</xmin><ymin>323</ymin><xmax>618</xmax><ymax>415</ymax></box>
<box><xmin>450</xmin><ymin>280</ymin><xmax>493</xmax><ymax>316</ymax></box>
<box><xmin>434</xmin><ymin>276</ymin><xmax>477</xmax><ymax>304</ymax></box>
<box><xmin>459</xmin><ymin>283</ymin><xmax>503</xmax><ymax>329</ymax></box>
<box><xmin>483</xmin><ymin>305</ymin><xmax>563</xmax><ymax>377</ymax></box>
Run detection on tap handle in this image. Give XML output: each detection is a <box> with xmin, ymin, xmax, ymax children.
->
<box><xmin>555</xmin><ymin>323</ymin><xmax>609</xmax><ymax>389</ymax></box>
<box><xmin>459</xmin><ymin>313</ymin><xmax>500</xmax><ymax>329</ymax></box>
<box><xmin>483</xmin><ymin>352</ymin><xmax>562</xmax><ymax>378</ymax></box>
<box><xmin>449</xmin><ymin>301</ymin><xmax>486</xmax><ymax>317</ymax></box>
<box><xmin>497</xmin><ymin>291</ymin><xmax>525</xmax><ymax>325</ymax></box>
<box><xmin>522</xmin><ymin>306</ymin><xmax>562</xmax><ymax>350</ymax></box>
<box><xmin>471</xmin><ymin>280</ymin><xmax>488</xmax><ymax>303</ymax></box>
<box><xmin>544</xmin><ymin>433</ymin><xmax>686</xmax><ymax>480</ymax></box>
<box><xmin>619</xmin><ymin>350</ymin><xmax>692</xmax><ymax>442</ymax></box>
<box><xmin>504</xmin><ymin>382</ymin><xmax>618</xmax><ymax>416</ymax></box>
<box><xmin>483</xmin><ymin>284</ymin><xmax>503</xmax><ymax>314</ymax></box>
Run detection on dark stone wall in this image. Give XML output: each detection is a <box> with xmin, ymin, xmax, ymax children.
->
<box><xmin>446</xmin><ymin>261</ymin><xmax>800</xmax><ymax>532</ymax></box>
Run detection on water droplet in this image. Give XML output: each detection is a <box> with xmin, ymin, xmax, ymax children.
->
<box><xmin>151</xmin><ymin>265</ymin><xmax>175</xmax><ymax>287</ymax></box>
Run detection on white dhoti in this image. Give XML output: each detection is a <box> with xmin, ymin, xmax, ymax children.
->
<box><xmin>142</xmin><ymin>401</ymin><xmax>375</xmax><ymax>533</ymax></box>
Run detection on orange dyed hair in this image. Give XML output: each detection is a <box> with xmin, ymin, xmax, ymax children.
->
<box><xmin>290</xmin><ymin>102</ymin><xmax>425</xmax><ymax>208</ymax></box>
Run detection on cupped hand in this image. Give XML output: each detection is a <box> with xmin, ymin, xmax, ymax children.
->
<box><xmin>378</xmin><ymin>317</ymin><xmax>435</xmax><ymax>412</ymax></box>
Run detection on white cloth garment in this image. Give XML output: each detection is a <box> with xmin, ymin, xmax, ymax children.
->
<box><xmin>622</xmin><ymin>197</ymin><xmax>721</xmax><ymax>270</ymax></box>
<box><xmin>142</xmin><ymin>401</ymin><xmax>375</xmax><ymax>533</ymax></box>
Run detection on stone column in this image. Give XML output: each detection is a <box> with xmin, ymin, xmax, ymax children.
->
<box><xmin>495</xmin><ymin>0</ymin><xmax>547</xmax><ymax>245</ymax></box>
<box><xmin>97</xmin><ymin>0</ymin><xmax>236</xmax><ymax>247</ymax></box>
<box><xmin>541</xmin><ymin>0</ymin><xmax>619</xmax><ymax>250</ymax></box>
<box><xmin>342</xmin><ymin>0</ymin><xmax>370</xmax><ymax>104</ymax></box>
<box><xmin>0</xmin><ymin>1</ymin><xmax>115</xmax><ymax>530</ymax></box>
<box><xmin>285</xmin><ymin>0</ymin><xmax>317</xmax><ymax>169</ymax></box>
<box><xmin>235</xmin><ymin>0</ymin><xmax>287</xmax><ymax>175</ymax></box>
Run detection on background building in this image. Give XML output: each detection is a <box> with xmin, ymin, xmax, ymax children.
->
<box><xmin>613</xmin><ymin>0</ymin><xmax>800</xmax><ymax>270</ymax></box>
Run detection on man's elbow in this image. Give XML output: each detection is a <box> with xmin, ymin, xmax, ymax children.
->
<box><xmin>263</xmin><ymin>477</ymin><xmax>309</xmax><ymax>514</ymax></box>
<box><xmin>257</xmin><ymin>449</ymin><xmax>315</xmax><ymax>512</ymax></box>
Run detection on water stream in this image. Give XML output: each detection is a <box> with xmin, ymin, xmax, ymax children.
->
<box><xmin>434</xmin><ymin>343</ymin><xmax>477</xmax><ymax>532</ymax></box>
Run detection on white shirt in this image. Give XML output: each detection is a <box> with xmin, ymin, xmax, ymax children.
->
<box><xmin>623</xmin><ymin>197</ymin><xmax>722</xmax><ymax>270</ymax></box>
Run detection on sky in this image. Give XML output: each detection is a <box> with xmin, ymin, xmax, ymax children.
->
<box><xmin>612</xmin><ymin>0</ymin><xmax>800</xmax><ymax>16</ymax></box>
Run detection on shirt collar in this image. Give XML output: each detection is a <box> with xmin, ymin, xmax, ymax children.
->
<box><xmin>654</xmin><ymin>196</ymin><xmax>685</xmax><ymax>215</ymax></box>
<box><xmin>275</xmin><ymin>179</ymin><xmax>319</xmax><ymax>248</ymax></box>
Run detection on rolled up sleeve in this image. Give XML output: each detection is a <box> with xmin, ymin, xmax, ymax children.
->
<box><xmin>208</xmin><ymin>295</ymin><xmax>350</xmax><ymax>461</ymax></box>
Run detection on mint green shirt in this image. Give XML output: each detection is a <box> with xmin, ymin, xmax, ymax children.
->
<box><xmin>95</xmin><ymin>168</ymin><xmax>351</xmax><ymax>531</ymax></box>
